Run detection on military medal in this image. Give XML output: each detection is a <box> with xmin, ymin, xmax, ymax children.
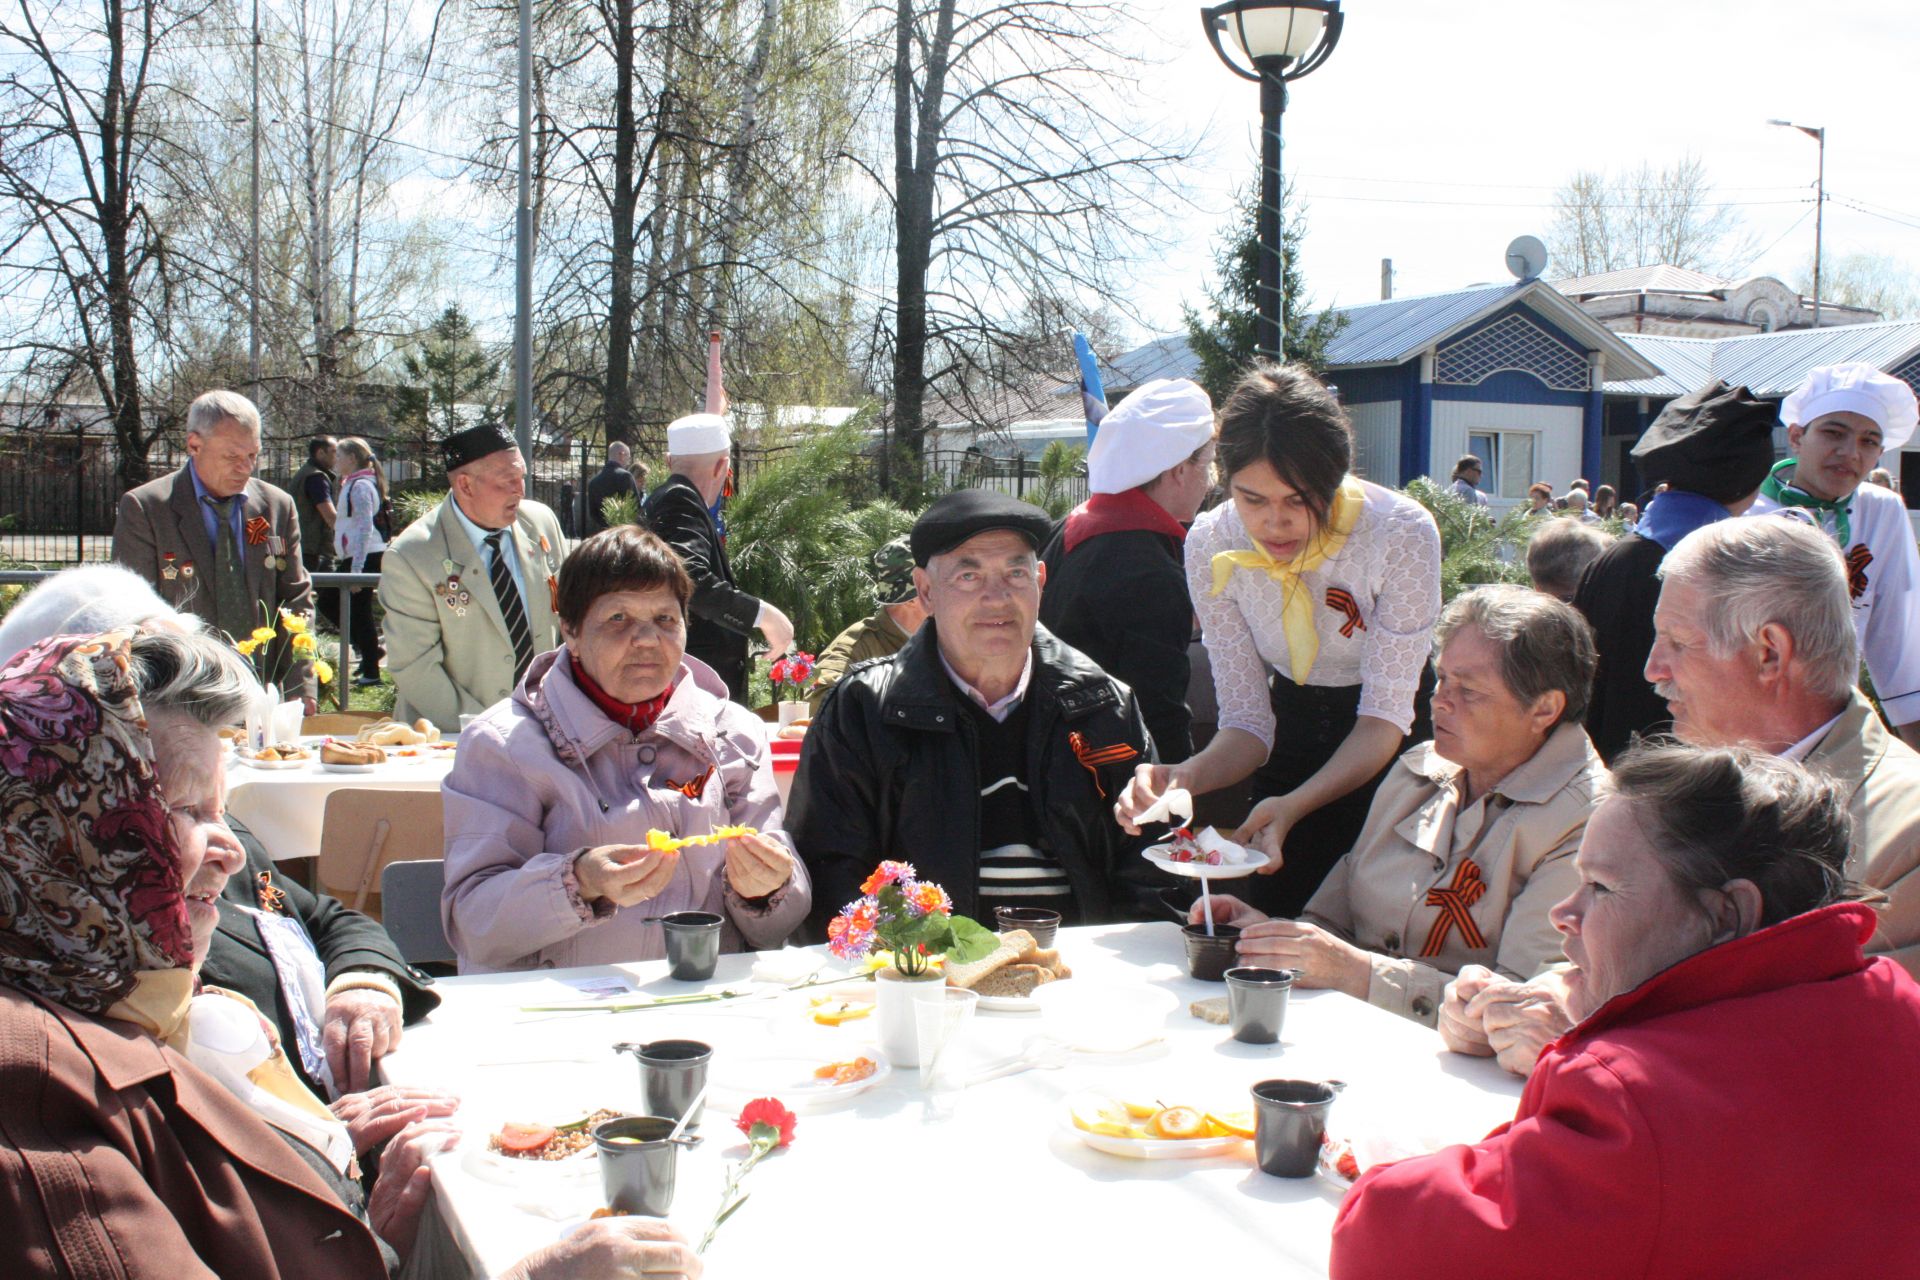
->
<box><xmin>162</xmin><ymin>552</ymin><xmax>178</xmax><ymax>581</ymax></box>
<box><xmin>436</xmin><ymin>571</ymin><xmax>471</xmax><ymax>617</ymax></box>
<box><xmin>180</xmin><ymin>561</ymin><xmax>195</xmax><ymax>580</ymax></box>
<box><xmin>265</xmin><ymin>533</ymin><xmax>286</xmax><ymax>572</ymax></box>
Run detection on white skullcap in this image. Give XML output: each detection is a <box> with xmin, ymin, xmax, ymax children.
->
<box><xmin>665</xmin><ymin>412</ymin><xmax>732</xmax><ymax>457</ymax></box>
<box><xmin>1782</xmin><ymin>363</ymin><xmax>1918</xmax><ymax>451</ymax></box>
<box><xmin>1086</xmin><ymin>379</ymin><xmax>1216</xmax><ymax>494</ymax></box>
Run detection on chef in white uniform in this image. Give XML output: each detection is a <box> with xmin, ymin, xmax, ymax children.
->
<box><xmin>1749</xmin><ymin>363</ymin><xmax>1920</xmax><ymax>748</ymax></box>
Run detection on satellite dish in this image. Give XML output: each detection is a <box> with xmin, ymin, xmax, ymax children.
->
<box><xmin>1506</xmin><ymin>235</ymin><xmax>1548</xmax><ymax>282</ymax></box>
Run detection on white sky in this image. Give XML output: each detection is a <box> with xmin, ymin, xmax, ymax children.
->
<box><xmin>1123</xmin><ymin>0</ymin><xmax>1920</xmax><ymax>339</ymax></box>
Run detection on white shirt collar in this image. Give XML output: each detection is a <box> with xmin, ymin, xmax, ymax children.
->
<box><xmin>1780</xmin><ymin>712</ymin><xmax>1846</xmax><ymax>763</ymax></box>
<box><xmin>939</xmin><ymin>648</ymin><xmax>1033</xmax><ymax>723</ymax></box>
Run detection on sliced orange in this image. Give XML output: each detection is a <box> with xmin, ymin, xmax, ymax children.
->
<box><xmin>1146</xmin><ymin>1106</ymin><xmax>1208</xmax><ymax>1140</ymax></box>
<box><xmin>810</xmin><ymin>1000</ymin><xmax>873</xmax><ymax>1026</ymax></box>
<box><xmin>1117</xmin><ymin>1098</ymin><xmax>1160</xmax><ymax>1120</ymax></box>
<box><xmin>1071</xmin><ymin>1097</ymin><xmax>1135</xmax><ymax>1138</ymax></box>
<box><xmin>1203</xmin><ymin>1109</ymin><xmax>1256</xmax><ymax>1139</ymax></box>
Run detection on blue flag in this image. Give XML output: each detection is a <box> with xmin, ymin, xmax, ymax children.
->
<box><xmin>1074</xmin><ymin>332</ymin><xmax>1108</xmax><ymax>447</ymax></box>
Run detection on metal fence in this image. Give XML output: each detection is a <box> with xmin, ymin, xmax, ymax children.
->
<box><xmin>0</xmin><ymin>434</ymin><xmax>1088</xmax><ymax>566</ymax></box>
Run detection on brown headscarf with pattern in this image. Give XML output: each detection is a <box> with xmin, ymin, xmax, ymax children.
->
<box><xmin>0</xmin><ymin>630</ymin><xmax>193</xmax><ymax>1012</ymax></box>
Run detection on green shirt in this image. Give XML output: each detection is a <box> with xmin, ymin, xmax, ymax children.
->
<box><xmin>808</xmin><ymin>607</ymin><xmax>914</xmax><ymax>711</ymax></box>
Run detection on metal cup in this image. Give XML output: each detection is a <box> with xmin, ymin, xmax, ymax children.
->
<box><xmin>612</xmin><ymin>1039</ymin><xmax>712</xmax><ymax>1126</ymax></box>
<box><xmin>593</xmin><ymin>1116</ymin><xmax>679</xmax><ymax>1216</ymax></box>
<box><xmin>1224</xmin><ymin>966</ymin><xmax>1298</xmax><ymax>1045</ymax></box>
<box><xmin>1251</xmin><ymin>1079</ymin><xmax>1346</xmax><ymax>1177</ymax></box>
<box><xmin>661</xmin><ymin>911</ymin><xmax>723</xmax><ymax>981</ymax></box>
<box><xmin>993</xmin><ymin>906</ymin><xmax>1061</xmax><ymax>948</ymax></box>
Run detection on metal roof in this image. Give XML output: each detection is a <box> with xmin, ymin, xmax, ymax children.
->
<box><xmin>1106</xmin><ymin>334</ymin><xmax>1198</xmax><ymax>390</ymax></box>
<box><xmin>1555</xmin><ymin>264</ymin><xmax>1729</xmax><ymax>297</ymax></box>
<box><xmin>1608</xmin><ymin>321</ymin><xmax>1920</xmax><ymax>398</ymax></box>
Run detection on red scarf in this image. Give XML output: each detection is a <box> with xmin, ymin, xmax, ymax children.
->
<box><xmin>569</xmin><ymin>651</ymin><xmax>674</xmax><ymax>734</ymax></box>
<box><xmin>1063</xmin><ymin>488</ymin><xmax>1189</xmax><ymax>553</ymax></box>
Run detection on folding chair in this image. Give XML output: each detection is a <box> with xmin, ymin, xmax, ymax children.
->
<box><xmin>316</xmin><ymin>789</ymin><xmax>443</xmax><ymax>922</ymax></box>
<box><xmin>380</xmin><ymin>859</ymin><xmax>455</xmax><ymax>972</ymax></box>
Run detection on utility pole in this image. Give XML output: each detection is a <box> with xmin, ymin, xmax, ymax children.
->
<box><xmin>1768</xmin><ymin>118</ymin><xmax>1826</xmax><ymax>328</ymax></box>
<box><xmin>249</xmin><ymin>0</ymin><xmax>261</xmax><ymax>390</ymax></box>
<box><xmin>514</xmin><ymin>0</ymin><xmax>534</xmax><ymax>458</ymax></box>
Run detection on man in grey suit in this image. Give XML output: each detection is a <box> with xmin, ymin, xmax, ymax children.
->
<box><xmin>112</xmin><ymin>389</ymin><xmax>316</xmax><ymax>708</ymax></box>
<box><xmin>379</xmin><ymin>425</ymin><xmax>569</xmax><ymax>731</ymax></box>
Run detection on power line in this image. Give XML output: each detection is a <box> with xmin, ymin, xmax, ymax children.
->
<box><xmin>1296</xmin><ymin>170</ymin><xmax>1808</xmax><ymax>196</ymax></box>
<box><xmin>1296</xmin><ymin>190</ymin><xmax>1815</xmax><ymax>212</ymax></box>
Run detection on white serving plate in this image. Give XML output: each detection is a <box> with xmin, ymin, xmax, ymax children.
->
<box><xmin>708</xmin><ymin>1051</ymin><xmax>891</xmax><ymax>1112</ymax></box>
<box><xmin>1059</xmin><ymin>1093</ymin><xmax>1249</xmax><ymax>1160</ymax></box>
<box><xmin>319</xmin><ymin>761</ymin><xmax>379</xmax><ymax>774</ymax></box>
<box><xmin>234</xmin><ymin>753</ymin><xmax>310</xmax><ymax>770</ymax></box>
<box><xmin>1141</xmin><ymin>840</ymin><xmax>1270</xmax><ymax>880</ymax></box>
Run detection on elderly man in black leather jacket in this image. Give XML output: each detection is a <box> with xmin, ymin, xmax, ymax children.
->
<box><xmin>789</xmin><ymin>490</ymin><xmax>1167</xmax><ymax>935</ymax></box>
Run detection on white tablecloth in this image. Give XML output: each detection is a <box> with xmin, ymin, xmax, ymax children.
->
<box><xmin>225</xmin><ymin>748</ymin><xmax>453</xmax><ymax>862</ymax></box>
<box><xmin>378</xmin><ymin>922</ymin><xmax>1524</xmax><ymax>1279</ymax></box>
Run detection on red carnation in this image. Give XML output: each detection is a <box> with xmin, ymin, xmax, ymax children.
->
<box><xmin>736</xmin><ymin>1097</ymin><xmax>797</xmax><ymax>1149</ymax></box>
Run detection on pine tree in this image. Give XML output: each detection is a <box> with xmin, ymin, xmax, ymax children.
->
<box><xmin>1183</xmin><ymin>179</ymin><xmax>1345</xmax><ymax>405</ymax></box>
<box><xmin>393</xmin><ymin>305</ymin><xmax>503</xmax><ymax>444</ymax></box>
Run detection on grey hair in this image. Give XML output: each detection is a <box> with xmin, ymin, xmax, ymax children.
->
<box><xmin>0</xmin><ymin>565</ymin><xmax>205</xmax><ymax>663</ymax></box>
<box><xmin>1610</xmin><ymin>741</ymin><xmax>1863</xmax><ymax>927</ymax></box>
<box><xmin>126</xmin><ymin>629</ymin><xmax>261</xmax><ymax>730</ymax></box>
<box><xmin>184</xmin><ymin>389</ymin><xmax>262</xmax><ymax>440</ymax></box>
<box><xmin>1434</xmin><ymin>583</ymin><xmax>1598</xmax><ymax>727</ymax></box>
<box><xmin>1525</xmin><ymin>519</ymin><xmax>1610</xmax><ymax>602</ymax></box>
<box><xmin>1658</xmin><ymin>517</ymin><xmax>1857</xmax><ymax>701</ymax></box>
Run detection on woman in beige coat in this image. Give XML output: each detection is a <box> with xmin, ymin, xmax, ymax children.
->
<box><xmin>1196</xmin><ymin>585</ymin><xmax>1605</xmax><ymax>1027</ymax></box>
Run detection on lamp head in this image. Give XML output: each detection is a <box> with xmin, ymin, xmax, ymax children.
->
<box><xmin>1201</xmin><ymin>0</ymin><xmax>1343</xmax><ymax>83</ymax></box>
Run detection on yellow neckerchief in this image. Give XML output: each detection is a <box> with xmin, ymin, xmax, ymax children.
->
<box><xmin>1209</xmin><ymin>476</ymin><xmax>1367</xmax><ymax>684</ymax></box>
<box><xmin>105</xmin><ymin>968</ymin><xmax>196</xmax><ymax>1043</ymax></box>
<box><xmin>108</xmin><ymin>971</ymin><xmax>347</xmax><ymax>1168</ymax></box>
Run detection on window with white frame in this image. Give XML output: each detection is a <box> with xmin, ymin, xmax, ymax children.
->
<box><xmin>1467</xmin><ymin>430</ymin><xmax>1539</xmax><ymax>501</ymax></box>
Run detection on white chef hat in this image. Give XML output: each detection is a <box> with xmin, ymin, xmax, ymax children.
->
<box><xmin>665</xmin><ymin>412</ymin><xmax>732</xmax><ymax>457</ymax></box>
<box><xmin>1086</xmin><ymin>379</ymin><xmax>1216</xmax><ymax>494</ymax></box>
<box><xmin>1781</xmin><ymin>363</ymin><xmax>1919</xmax><ymax>451</ymax></box>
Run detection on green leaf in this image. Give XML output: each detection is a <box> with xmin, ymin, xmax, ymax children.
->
<box><xmin>943</xmin><ymin>915</ymin><xmax>998</xmax><ymax>965</ymax></box>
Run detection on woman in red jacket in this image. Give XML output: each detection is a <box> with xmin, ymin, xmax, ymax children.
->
<box><xmin>1332</xmin><ymin>741</ymin><xmax>1920</xmax><ymax>1279</ymax></box>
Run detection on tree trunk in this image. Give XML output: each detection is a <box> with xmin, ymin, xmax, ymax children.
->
<box><xmin>602</xmin><ymin>0</ymin><xmax>639</xmax><ymax>447</ymax></box>
<box><xmin>102</xmin><ymin>0</ymin><xmax>149</xmax><ymax>491</ymax></box>
<box><xmin>889</xmin><ymin>0</ymin><xmax>956</xmax><ymax>462</ymax></box>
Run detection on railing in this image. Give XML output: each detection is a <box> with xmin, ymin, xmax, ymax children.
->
<box><xmin>1</xmin><ymin>568</ymin><xmax>381</xmax><ymax>710</ymax></box>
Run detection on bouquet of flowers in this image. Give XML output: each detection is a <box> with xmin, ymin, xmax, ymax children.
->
<box><xmin>768</xmin><ymin>651</ymin><xmax>816</xmax><ymax>701</ymax></box>
<box><xmin>233</xmin><ymin>607</ymin><xmax>335</xmax><ymax>689</ymax></box>
<box><xmin>826</xmin><ymin>861</ymin><xmax>997</xmax><ymax>978</ymax></box>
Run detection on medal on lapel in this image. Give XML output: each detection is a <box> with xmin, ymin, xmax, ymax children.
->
<box><xmin>162</xmin><ymin>551</ymin><xmax>178</xmax><ymax>581</ymax></box>
<box><xmin>180</xmin><ymin>560</ymin><xmax>196</xmax><ymax>580</ymax></box>
<box><xmin>435</xmin><ymin>557</ymin><xmax>472</xmax><ymax>617</ymax></box>
<box><xmin>265</xmin><ymin>533</ymin><xmax>286</xmax><ymax>572</ymax></box>
<box><xmin>540</xmin><ymin>534</ymin><xmax>559</xmax><ymax>612</ymax></box>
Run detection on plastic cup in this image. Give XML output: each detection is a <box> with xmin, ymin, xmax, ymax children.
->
<box><xmin>914</xmin><ymin>987</ymin><xmax>979</xmax><ymax>1117</ymax></box>
<box><xmin>593</xmin><ymin>1116</ymin><xmax>679</xmax><ymax>1215</ymax></box>
<box><xmin>613</xmin><ymin>1039</ymin><xmax>712</xmax><ymax>1126</ymax></box>
<box><xmin>1182</xmin><ymin>924</ymin><xmax>1242</xmax><ymax>981</ymax></box>
<box><xmin>1224</xmin><ymin>967</ymin><xmax>1298</xmax><ymax>1044</ymax></box>
<box><xmin>661</xmin><ymin>911</ymin><xmax>723</xmax><ymax>981</ymax></box>
<box><xmin>993</xmin><ymin>906</ymin><xmax>1061</xmax><ymax>948</ymax></box>
<box><xmin>1251</xmin><ymin>1079</ymin><xmax>1345</xmax><ymax>1177</ymax></box>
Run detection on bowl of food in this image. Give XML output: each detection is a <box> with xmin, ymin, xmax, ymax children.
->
<box><xmin>464</xmin><ymin>1107</ymin><xmax>629</xmax><ymax>1188</ymax></box>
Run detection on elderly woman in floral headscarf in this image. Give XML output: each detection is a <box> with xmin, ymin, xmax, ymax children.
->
<box><xmin>0</xmin><ymin>630</ymin><xmax>702</xmax><ymax>1279</ymax></box>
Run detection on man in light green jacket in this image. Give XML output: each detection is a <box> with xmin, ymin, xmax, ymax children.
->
<box><xmin>808</xmin><ymin>537</ymin><xmax>926</xmax><ymax>712</ymax></box>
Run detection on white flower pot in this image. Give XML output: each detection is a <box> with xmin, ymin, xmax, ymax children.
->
<box><xmin>874</xmin><ymin>967</ymin><xmax>947</xmax><ymax>1067</ymax></box>
<box><xmin>777</xmin><ymin>700</ymin><xmax>808</xmax><ymax>727</ymax></box>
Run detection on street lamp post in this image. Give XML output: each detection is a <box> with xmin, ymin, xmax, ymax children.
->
<box><xmin>1201</xmin><ymin>0</ymin><xmax>1343</xmax><ymax>363</ymax></box>
<box><xmin>1768</xmin><ymin>118</ymin><xmax>1826</xmax><ymax>328</ymax></box>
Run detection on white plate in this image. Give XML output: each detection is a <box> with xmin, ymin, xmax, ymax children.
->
<box><xmin>1141</xmin><ymin>842</ymin><xmax>1270</xmax><ymax>880</ymax></box>
<box><xmin>708</xmin><ymin>1051</ymin><xmax>891</xmax><ymax>1111</ymax></box>
<box><xmin>462</xmin><ymin>1112</ymin><xmax>626</xmax><ymax>1188</ymax></box>
<box><xmin>234</xmin><ymin>753</ymin><xmax>310</xmax><ymax>770</ymax></box>
<box><xmin>319</xmin><ymin>761</ymin><xmax>379</xmax><ymax>774</ymax></box>
<box><xmin>975</xmin><ymin>990</ymin><xmax>1043</xmax><ymax>1013</ymax></box>
<box><xmin>1029</xmin><ymin>981</ymin><xmax>1178</xmax><ymax>1051</ymax></box>
<box><xmin>1059</xmin><ymin>1094</ymin><xmax>1248</xmax><ymax>1160</ymax></box>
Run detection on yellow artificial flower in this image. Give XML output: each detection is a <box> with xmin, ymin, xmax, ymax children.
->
<box><xmin>279</xmin><ymin>610</ymin><xmax>310</xmax><ymax>635</ymax></box>
<box><xmin>291</xmin><ymin>632</ymin><xmax>316</xmax><ymax>654</ymax></box>
<box><xmin>312</xmin><ymin>659</ymin><xmax>335</xmax><ymax>685</ymax></box>
<box><xmin>249</xmin><ymin>626</ymin><xmax>276</xmax><ymax>645</ymax></box>
<box><xmin>234</xmin><ymin>638</ymin><xmax>261</xmax><ymax>656</ymax></box>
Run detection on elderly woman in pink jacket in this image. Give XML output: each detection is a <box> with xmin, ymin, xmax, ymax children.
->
<box><xmin>441</xmin><ymin>526</ymin><xmax>809</xmax><ymax>972</ymax></box>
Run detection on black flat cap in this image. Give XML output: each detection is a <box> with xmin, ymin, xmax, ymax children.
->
<box><xmin>443</xmin><ymin>425</ymin><xmax>517</xmax><ymax>473</ymax></box>
<box><xmin>1631</xmin><ymin>380</ymin><xmax>1779</xmax><ymax>504</ymax></box>
<box><xmin>910</xmin><ymin>489</ymin><xmax>1054</xmax><ymax>567</ymax></box>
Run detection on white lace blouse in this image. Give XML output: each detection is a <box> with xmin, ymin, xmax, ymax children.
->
<box><xmin>1185</xmin><ymin>479</ymin><xmax>1441</xmax><ymax>746</ymax></box>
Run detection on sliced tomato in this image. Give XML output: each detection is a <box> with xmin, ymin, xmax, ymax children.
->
<box><xmin>495</xmin><ymin>1122</ymin><xmax>557</xmax><ymax>1153</ymax></box>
